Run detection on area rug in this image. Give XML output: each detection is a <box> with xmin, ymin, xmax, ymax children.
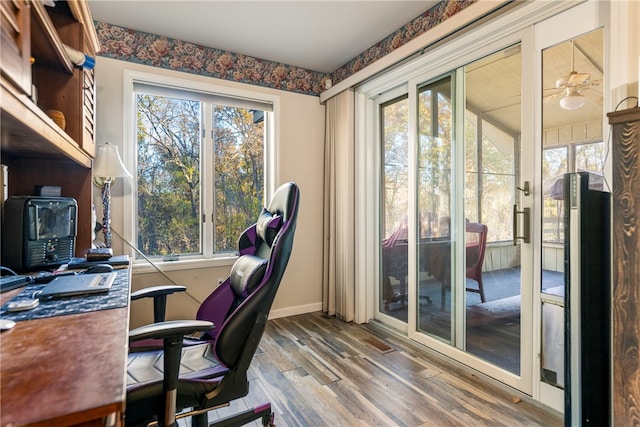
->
<box><xmin>466</xmin><ymin>294</ymin><xmax>521</xmax><ymax>326</ymax></box>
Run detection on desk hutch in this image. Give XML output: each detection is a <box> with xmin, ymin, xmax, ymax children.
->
<box><xmin>1</xmin><ymin>0</ymin><xmax>99</xmax><ymax>255</ymax></box>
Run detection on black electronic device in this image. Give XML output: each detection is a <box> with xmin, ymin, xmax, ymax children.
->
<box><xmin>563</xmin><ymin>172</ymin><xmax>611</xmax><ymax>426</ymax></box>
<box><xmin>1</xmin><ymin>196</ymin><xmax>77</xmax><ymax>272</ymax></box>
<box><xmin>82</xmin><ymin>264</ymin><xmax>114</xmax><ymax>274</ymax></box>
<box><xmin>0</xmin><ymin>274</ymin><xmax>33</xmax><ymax>292</ymax></box>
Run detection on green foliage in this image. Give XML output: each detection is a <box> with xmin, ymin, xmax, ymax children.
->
<box><xmin>382</xmin><ymin>96</ymin><xmax>409</xmax><ymax>236</ymax></box>
<box><xmin>417</xmin><ymin>81</ymin><xmax>453</xmax><ymax>227</ymax></box>
<box><xmin>214</xmin><ymin>106</ymin><xmax>264</xmax><ymax>252</ymax></box>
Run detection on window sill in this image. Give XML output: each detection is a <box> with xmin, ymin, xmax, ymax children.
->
<box><xmin>542</xmin><ymin>242</ymin><xmax>564</xmax><ymax>248</ymax></box>
<box><xmin>131</xmin><ymin>255</ymin><xmax>237</xmax><ymax>274</ymax></box>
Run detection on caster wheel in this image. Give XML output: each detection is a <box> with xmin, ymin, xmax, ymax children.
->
<box><xmin>262</xmin><ymin>412</ymin><xmax>275</xmax><ymax>426</ymax></box>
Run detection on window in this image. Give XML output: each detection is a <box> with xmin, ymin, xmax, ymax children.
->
<box><xmin>380</xmin><ymin>94</ymin><xmax>409</xmax><ymax>318</ymax></box>
<box><xmin>541</xmin><ymin>140</ymin><xmax>605</xmax><ymax>243</ymax></box>
<box><xmin>464</xmin><ymin>46</ymin><xmax>521</xmax><ymax>243</ymax></box>
<box><xmin>542</xmin><ymin>146</ymin><xmax>568</xmax><ymax>243</ymax></box>
<box><xmin>130</xmin><ymin>75</ymin><xmax>275</xmax><ymax>260</ymax></box>
<box><xmin>464</xmin><ymin>112</ymin><xmax>518</xmax><ymax>242</ymax></box>
<box><xmin>541</xmin><ymin>29</ymin><xmax>605</xmax><ymax>244</ymax></box>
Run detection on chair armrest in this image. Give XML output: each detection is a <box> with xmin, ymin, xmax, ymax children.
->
<box><xmin>129</xmin><ymin>320</ymin><xmax>214</xmax><ymax>343</ymax></box>
<box><xmin>130</xmin><ymin>285</ymin><xmax>187</xmax><ymax>300</ymax></box>
<box><xmin>130</xmin><ymin>285</ymin><xmax>187</xmax><ymax>323</ymax></box>
<box><xmin>129</xmin><ymin>319</ymin><xmax>214</xmax><ymax>423</ymax></box>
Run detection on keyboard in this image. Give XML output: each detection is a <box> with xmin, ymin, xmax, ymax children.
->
<box><xmin>0</xmin><ymin>275</ymin><xmax>32</xmax><ymax>293</ymax></box>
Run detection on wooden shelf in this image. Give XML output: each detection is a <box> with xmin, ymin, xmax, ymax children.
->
<box><xmin>30</xmin><ymin>0</ymin><xmax>73</xmax><ymax>73</ymax></box>
<box><xmin>1</xmin><ymin>75</ymin><xmax>91</xmax><ymax>167</ymax></box>
<box><xmin>1</xmin><ymin>0</ymin><xmax>100</xmax><ymax>259</ymax></box>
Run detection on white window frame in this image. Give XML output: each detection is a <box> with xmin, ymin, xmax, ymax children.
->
<box><xmin>122</xmin><ymin>69</ymin><xmax>280</xmax><ymax>271</ymax></box>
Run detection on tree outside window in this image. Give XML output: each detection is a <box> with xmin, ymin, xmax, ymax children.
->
<box><xmin>541</xmin><ymin>141</ymin><xmax>605</xmax><ymax>243</ymax></box>
<box><xmin>135</xmin><ymin>92</ymin><xmax>265</xmax><ymax>258</ymax></box>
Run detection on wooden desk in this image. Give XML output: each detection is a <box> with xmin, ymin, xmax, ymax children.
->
<box><xmin>0</xmin><ymin>269</ymin><xmax>131</xmax><ymax>426</ymax></box>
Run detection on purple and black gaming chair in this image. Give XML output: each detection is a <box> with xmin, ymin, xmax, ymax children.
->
<box><xmin>125</xmin><ymin>182</ymin><xmax>299</xmax><ymax>427</ymax></box>
<box><xmin>129</xmin><ymin>181</ymin><xmax>298</xmax><ymax>349</ymax></box>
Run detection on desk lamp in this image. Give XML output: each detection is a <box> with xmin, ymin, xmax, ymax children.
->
<box><xmin>93</xmin><ymin>142</ymin><xmax>131</xmax><ymax>248</ymax></box>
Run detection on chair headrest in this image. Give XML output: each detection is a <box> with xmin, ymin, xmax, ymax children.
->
<box><xmin>229</xmin><ymin>255</ymin><xmax>268</xmax><ymax>298</ymax></box>
<box><xmin>267</xmin><ymin>182</ymin><xmax>298</xmax><ymax>220</ymax></box>
<box><xmin>256</xmin><ymin>207</ymin><xmax>282</xmax><ymax>247</ymax></box>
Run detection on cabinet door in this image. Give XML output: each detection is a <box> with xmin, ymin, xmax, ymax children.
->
<box><xmin>1</xmin><ymin>0</ymin><xmax>32</xmax><ymax>95</ymax></box>
<box><xmin>610</xmin><ymin>107</ymin><xmax>640</xmax><ymax>426</ymax></box>
<box><xmin>80</xmin><ymin>31</ymin><xmax>96</xmax><ymax>157</ymax></box>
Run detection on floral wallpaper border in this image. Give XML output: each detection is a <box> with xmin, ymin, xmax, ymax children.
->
<box><xmin>95</xmin><ymin>0</ymin><xmax>475</xmax><ymax>97</ymax></box>
<box><xmin>95</xmin><ymin>21</ymin><xmax>328</xmax><ymax>96</ymax></box>
<box><xmin>330</xmin><ymin>0</ymin><xmax>476</xmax><ymax>84</ymax></box>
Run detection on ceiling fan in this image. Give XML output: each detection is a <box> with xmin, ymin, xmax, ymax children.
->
<box><xmin>544</xmin><ymin>39</ymin><xmax>601</xmax><ymax>110</ymax></box>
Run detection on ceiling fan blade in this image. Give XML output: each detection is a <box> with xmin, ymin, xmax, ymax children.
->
<box><xmin>542</xmin><ymin>89</ymin><xmax>564</xmax><ymax>104</ymax></box>
<box><xmin>567</xmin><ymin>72</ymin><xmax>590</xmax><ymax>85</ymax></box>
<box><xmin>544</xmin><ymin>87</ymin><xmax>563</xmax><ymax>95</ymax></box>
<box><xmin>544</xmin><ymin>92</ymin><xmax>562</xmax><ymax>102</ymax></box>
<box><xmin>555</xmin><ymin>75</ymin><xmax>569</xmax><ymax>88</ymax></box>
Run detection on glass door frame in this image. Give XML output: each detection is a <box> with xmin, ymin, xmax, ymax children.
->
<box><xmin>374</xmin><ymin>83</ymin><xmax>411</xmax><ymax>335</ymax></box>
<box><xmin>355</xmin><ymin>0</ymin><xmax>587</xmax><ymax>400</ymax></box>
<box><xmin>532</xmin><ymin>1</ymin><xmax>609</xmax><ymax>412</ymax></box>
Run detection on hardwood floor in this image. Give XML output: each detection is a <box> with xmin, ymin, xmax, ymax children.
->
<box><xmin>199</xmin><ymin>311</ymin><xmax>562</xmax><ymax>427</ymax></box>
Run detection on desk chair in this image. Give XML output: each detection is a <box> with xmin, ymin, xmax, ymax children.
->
<box><xmin>130</xmin><ymin>182</ymin><xmax>299</xmax><ymax>350</ymax></box>
<box><xmin>126</xmin><ymin>182</ymin><xmax>299</xmax><ymax>427</ymax></box>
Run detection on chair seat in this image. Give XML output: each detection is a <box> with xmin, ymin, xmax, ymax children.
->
<box><xmin>127</xmin><ymin>343</ymin><xmax>228</xmax><ymax>387</ymax></box>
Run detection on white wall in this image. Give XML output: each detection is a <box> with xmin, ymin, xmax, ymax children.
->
<box><xmin>94</xmin><ymin>57</ymin><xmax>325</xmax><ymax>327</ymax></box>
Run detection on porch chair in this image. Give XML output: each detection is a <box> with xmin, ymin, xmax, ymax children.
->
<box><xmin>464</xmin><ymin>221</ymin><xmax>488</xmax><ymax>303</ymax></box>
<box><xmin>438</xmin><ymin>221</ymin><xmax>488</xmax><ymax>310</ymax></box>
<box><xmin>125</xmin><ymin>182</ymin><xmax>299</xmax><ymax>427</ymax></box>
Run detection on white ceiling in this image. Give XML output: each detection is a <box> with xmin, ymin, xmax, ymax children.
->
<box><xmin>88</xmin><ymin>1</ymin><xmax>437</xmax><ymax>74</ymax></box>
<box><xmin>88</xmin><ymin>2</ymin><xmax>603</xmax><ymax>133</ymax></box>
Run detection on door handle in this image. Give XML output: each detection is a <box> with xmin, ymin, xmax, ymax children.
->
<box><xmin>513</xmin><ymin>204</ymin><xmax>530</xmax><ymax>245</ymax></box>
<box><xmin>516</xmin><ymin>181</ymin><xmax>530</xmax><ymax>196</ymax></box>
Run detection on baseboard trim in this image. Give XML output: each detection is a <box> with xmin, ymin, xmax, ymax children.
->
<box><xmin>269</xmin><ymin>302</ymin><xmax>323</xmax><ymax>320</ymax></box>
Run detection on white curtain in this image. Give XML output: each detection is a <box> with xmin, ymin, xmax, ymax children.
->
<box><xmin>322</xmin><ymin>89</ymin><xmax>356</xmax><ymax>322</ymax></box>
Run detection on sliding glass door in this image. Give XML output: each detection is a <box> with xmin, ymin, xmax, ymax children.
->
<box><xmin>378</xmin><ymin>44</ymin><xmax>526</xmax><ymax>380</ymax></box>
<box><xmin>410</xmin><ymin>51</ymin><xmax>524</xmax><ymax>375</ymax></box>
<box><xmin>415</xmin><ymin>75</ymin><xmax>454</xmax><ymax>342</ymax></box>
<box><xmin>380</xmin><ymin>94</ymin><xmax>409</xmax><ymax>323</ymax></box>
<box><xmin>369</xmin><ymin>0</ymin><xmax>607</xmax><ymax>408</ymax></box>
<box><xmin>462</xmin><ymin>48</ymin><xmax>523</xmax><ymax>374</ymax></box>
<box><xmin>535</xmin><ymin>3</ymin><xmax>606</xmax><ymax>410</ymax></box>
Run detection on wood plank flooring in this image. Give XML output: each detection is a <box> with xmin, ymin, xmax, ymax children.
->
<box><xmin>197</xmin><ymin>312</ymin><xmax>563</xmax><ymax>427</ymax></box>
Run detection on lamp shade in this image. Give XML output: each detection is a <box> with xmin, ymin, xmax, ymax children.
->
<box><xmin>559</xmin><ymin>92</ymin><xmax>585</xmax><ymax>111</ymax></box>
<box><xmin>93</xmin><ymin>142</ymin><xmax>132</xmax><ymax>179</ymax></box>
<box><xmin>560</xmin><ymin>88</ymin><xmax>585</xmax><ymax>110</ymax></box>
